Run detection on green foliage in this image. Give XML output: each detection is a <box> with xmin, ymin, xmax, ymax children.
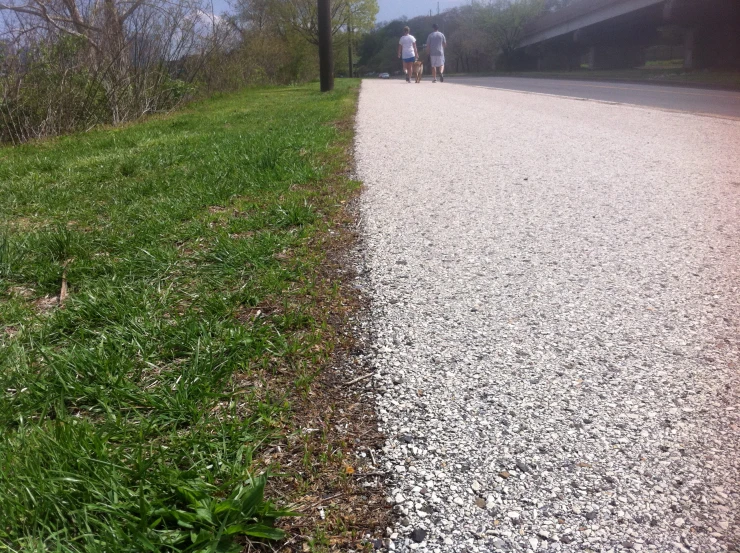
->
<box><xmin>0</xmin><ymin>80</ymin><xmax>361</xmax><ymax>552</ymax></box>
<box><xmin>0</xmin><ymin>421</ymin><xmax>290</xmax><ymax>552</ymax></box>
<box><xmin>0</xmin><ymin>234</ymin><xmax>21</xmax><ymax>278</ymax></box>
<box><xmin>2</xmin><ymin>0</ymin><xmax>371</xmax><ymax>145</ymax></box>
<box><xmin>263</xmin><ymin>0</ymin><xmax>378</xmax><ymax>45</ymax></box>
<box><xmin>206</xmin><ymin>0</ymin><xmax>378</xmax><ymax>88</ymax></box>
<box><xmin>357</xmin><ymin>20</ymin><xmax>409</xmax><ymax>74</ymax></box>
<box><xmin>480</xmin><ymin>0</ymin><xmax>544</xmax><ymax>57</ymax></box>
<box><xmin>357</xmin><ymin>0</ymin><xmax>545</xmax><ymax>74</ymax></box>
<box><xmin>157</xmin><ymin>476</ymin><xmax>294</xmax><ymax>548</ymax></box>
<box><xmin>0</xmin><ymin>34</ymin><xmax>197</xmax><ymax>145</ymax></box>
<box><xmin>0</xmin><ymin>36</ymin><xmax>106</xmax><ymax>143</ymax></box>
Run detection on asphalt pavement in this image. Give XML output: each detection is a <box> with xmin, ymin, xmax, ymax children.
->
<box><xmin>356</xmin><ymin>79</ymin><xmax>740</xmax><ymax>552</ymax></box>
<box><xmin>448</xmin><ymin>76</ymin><xmax>740</xmax><ymax>119</ymax></box>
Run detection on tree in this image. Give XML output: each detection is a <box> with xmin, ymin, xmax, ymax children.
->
<box><xmin>480</xmin><ymin>0</ymin><xmax>544</xmax><ymax>70</ymax></box>
<box><xmin>0</xmin><ymin>0</ymin><xmax>199</xmax><ymax>65</ymax></box>
<box><xmin>271</xmin><ymin>0</ymin><xmax>377</xmax><ymax>45</ymax></box>
<box><xmin>0</xmin><ymin>0</ymin><xmax>218</xmax><ymax>140</ymax></box>
<box><xmin>356</xmin><ymin>18</ymin><xmax>406</xmax><ymax>74</ymax></box>
<box><xmin>226</xmin><ymin>0</ymin><xmax>322</xmax><ymax>83</ymax></box>
<box><xmin>446</xmin><ymin>4</ymin><xmax>493</xmax><ymax>73</ymax></box>
<box><xmin>227</xmin><ymin>0</ymin><xmax>377</xmax><ymax>81</ymax></box>
<box><xmin>356</xmin><ymin>0</ymin><xmax>543</xmax><ymax>76</ymax></box>
<box><xmin>230</xmin><ymin>0</ymin><xmax>273</xmax><ymax>31</ymax></box>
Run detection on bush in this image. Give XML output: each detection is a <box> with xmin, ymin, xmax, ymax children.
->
<box><xmin>1</xmin><ymin>36</ymin><xmax>104</xmax><ymax>143</ymax></box>
<box><xmin>0</xmin><ymin>35</ymin><xmax>196</xmax><ymax>145</ymax></box>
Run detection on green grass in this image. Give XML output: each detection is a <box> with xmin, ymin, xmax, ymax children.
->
<box><xmin>0</xmin><ymin>81</ymin><xmax>362</xmax><ymax>552</ymax></box>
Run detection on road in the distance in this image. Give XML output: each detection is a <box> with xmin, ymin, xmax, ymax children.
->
<box><xmin>448</xmin><ymin>76</ymin><xmax>740</xmax><ymax>119</ymax></box>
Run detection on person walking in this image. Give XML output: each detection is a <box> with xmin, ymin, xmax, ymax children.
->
<box><xmin>397</xmin><ymin>26</ymin><xmax>418</xmax><ymax>84</ymax></box>
<box><xmin>426</xmin><ymin>23</ymin><xmax>447</xmax><ymax>83</ymax></box>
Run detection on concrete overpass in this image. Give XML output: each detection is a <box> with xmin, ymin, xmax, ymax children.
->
<box><xmin>515</xmin><ymin>0</ymin><xmax>740</xmax><ymax>70</ymax></box>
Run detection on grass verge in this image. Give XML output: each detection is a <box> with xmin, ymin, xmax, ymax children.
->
<box><xmin>0</xmin><ymin>81</ymin><xmax>388</xmax><ymax>552</ymax></box>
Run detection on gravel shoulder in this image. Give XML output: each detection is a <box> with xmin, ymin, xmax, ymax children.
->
<box><xmin>354</xmin><ymin>79</ymin><xmax>740</xmax><ymax>553</ymax></box>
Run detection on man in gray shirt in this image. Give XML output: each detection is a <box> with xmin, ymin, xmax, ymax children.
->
<box><xmin>426</xmin><ymin>23</ymin><xmax>447</xmax><ymax>83</ymax></box>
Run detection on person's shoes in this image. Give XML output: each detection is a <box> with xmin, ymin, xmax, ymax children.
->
<box><xmin>432</xmin><ymin>79</ymin><xmax>437</xmax><ymax>83</ymax></box>
<box><xmin>406</xmin><ymin>76</ymin><xmax>410</xmax><ymax>83</ymax></box>
<box><xmin>440</xmin><ymin>74</ymin><xmax>444</xmax><ymax>82</ymax></box>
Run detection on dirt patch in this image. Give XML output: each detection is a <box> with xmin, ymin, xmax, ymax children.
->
<box><xmin>326</xmin><ymin>119</ymin><xmax>355</xmax><ymax>136</ymax></box>
<box><xmin>247</xmin><ymin>196</ymin><xmax>390</xmax><ymax>552</ymax></box>
<box><xmin>34</xmin><ymin>294</ymin><xmax>61</xmax><ymax>313</ymax></box>
<box><xmin>6</xmin><ymin>216</ymin><xmax>37</xmax><ymax>230</ymax></box>
<box><xmin>235</xmin><ymin>303</ymin><xmax>281</xmax><ymax>324</ymax></box>
<box><xmin>229</xmin><ymin>232</ymin><xmax>255</xmax><ymax>240</ymax></box>
<box><xmin>8</xmin><ymin>286</ymin><xmax>35</xmax><ymax>299</ymax></box>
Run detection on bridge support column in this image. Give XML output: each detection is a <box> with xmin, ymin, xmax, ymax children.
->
<box><xmin>683</xmin><ymin>23</ymin><xmax>740</xmax><ymax>70</ymax></box>
<box><xmin>534</xmin><ymin>41</ymin><xmax>582</xmax><ymax>71</ymax></box>
<box><xmin>683</xmin><ymin>28</ymin><xmax>695</xmax><ymax>69</ymax></box>
<box><xmin>586</xmin><ymin>44</ymin><xmax>643</xmax><ymax>70</ymax></box>
<box><xmin>585</xmin><ymin>46</ymin><xmax>596</xmax><ymax>70</ymax></box>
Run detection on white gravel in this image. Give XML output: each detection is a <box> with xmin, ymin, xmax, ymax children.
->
<box><xmin>353</xmin><ymin>79</ymin><xmax>740</xmax><ymax>553</ymax></box>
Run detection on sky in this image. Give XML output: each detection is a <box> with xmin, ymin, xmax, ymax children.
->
<box><xmin>209</xmin><ymin>0</ymin><xmax>470</xmax><ymax>23</ymax></box>
<box><xmin>377</xmin><ymin>0</ymin><xmax>468</xmax><ymax>23</ymax></box>
<box><xmin>211</xmin><ymin>0</ymin><xmax>231</xmax><ymax>15</ymax></box>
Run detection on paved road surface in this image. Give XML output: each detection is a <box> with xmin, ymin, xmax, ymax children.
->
<box><xmin>355</xmin><ymin>79</ymin><xmax>740</xmax><ymax>552</ymax></box>
<box><xmin>448</xmin><ymin>76</ymin><xmax>740</xmax><ymax>119</ymax></box>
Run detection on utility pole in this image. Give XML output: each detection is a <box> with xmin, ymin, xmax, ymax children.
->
<box><xmin>347</xmin><ymin>7</ymin><xmax>353</xmax><ymax>78</ymax></box>
<box><xmin>318</xmin><ymin>0</ymin><xmax>334</xmax><ymax>92</ymax></box>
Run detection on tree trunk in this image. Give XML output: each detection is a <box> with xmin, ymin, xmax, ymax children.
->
<box><xmin>100</xmin><ymin>0</ymin><xmax>131</xmax><ymax>123</ymax></box>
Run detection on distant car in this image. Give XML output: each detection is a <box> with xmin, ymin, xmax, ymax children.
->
<box><xmin>379</xmin><ymin>73</ymin><xmax>390</xmax><ymax>79</ymax></box>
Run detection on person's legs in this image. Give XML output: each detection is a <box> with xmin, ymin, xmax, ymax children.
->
<box><xmin>403</xmin><ymin>61</ymin><xmax>413</xmax><ymax>81</ymax></box>
<box><xmin>430</xmin><ymin>56</ymin><xmax>444</xmax><ymax>82</ymax></box>
<box><xmin>431</xmin><ymin>66</ymin><xmax>437</xmax><ymax>81</ymax></box>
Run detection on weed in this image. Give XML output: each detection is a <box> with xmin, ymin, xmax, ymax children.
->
<box><xmin>0</xmin><ymin>234</ymin><xmax>20</xmax><ymax>277</ymax></box>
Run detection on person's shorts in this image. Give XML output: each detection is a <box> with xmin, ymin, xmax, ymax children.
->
<box><xmin>431</xmin><ymin>55</ymin><xmax>445</xmax><ymax>67</ymax></box>
<box><xmin>403</xmin><ymin>56</ymin><xmax>416</xmax><ymax>63</ymax></box>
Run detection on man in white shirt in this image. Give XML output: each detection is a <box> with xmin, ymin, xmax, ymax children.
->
<box><xmin>397</xmin><ymin>26</ymin><xmax>418</xmax><ymax>84</ymax></box>
<box><xmin>426</xmin><ymin>24</ymin><xmax>447</xmax><ymax>83</ymax></box>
